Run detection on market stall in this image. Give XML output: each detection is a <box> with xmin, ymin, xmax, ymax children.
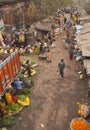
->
<box><xmin>83</xmin><ymin>60</ymin><xmax>90</xmax><ymax>76</ymax></box>
<box><xmin>0</xmin><ymin>58</ymin><xmax>38</xmax><ymax>128</ymax></box>
<box><xmin>34</xmin><ymin>22</ymin><xmax>52</xmax><ymax>34</ymax></box>
<box><xmin>76</xmin><ymin>22</ymin><xmax>90</xmax><ymax>76</ymax></box>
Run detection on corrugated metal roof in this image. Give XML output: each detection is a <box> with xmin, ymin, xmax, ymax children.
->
<box><xmin>76</xmin><ymin>23</ymin><xmax>90</xmax><ymax>47</ymax></box>
<box><xmin>84</xmin><ymin>60</ymin><xmax>90</xmax><ymax>75</ymax></box>
<box><xmin>35</xmin><ymin>22</ymin><xmax>52</xmax><ymax>32</ymax></box>
<box><xmin>81</xmin><ymin>43</ymin><xmax>90</xmax><ymax>57</ymax></box>
<box><xmin>77</xmin><ymin>32</ymin><xmax>90</xmax><ymax>45</ymax></box>
<box><xmin>76</xmin><ymin>22</ymin><xmax>90</xmax><ymax>75</ymax></box>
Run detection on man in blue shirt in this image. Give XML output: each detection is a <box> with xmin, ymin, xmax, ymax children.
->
<box><xmin>14</xmin><ymin>78</ymin><xmax>23</xmax><ymax>90</ymax></box>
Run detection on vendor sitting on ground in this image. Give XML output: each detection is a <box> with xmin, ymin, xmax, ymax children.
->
<box><xmin>14</xmin><ymin>78</ymin><xmax>23</xmax><ymax>90</ymax></box>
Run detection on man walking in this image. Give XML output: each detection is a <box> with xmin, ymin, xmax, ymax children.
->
<box><xmin>58</xmin><ymin>59</ymin><xmax>65</xmax><ymax>78</ymax></box>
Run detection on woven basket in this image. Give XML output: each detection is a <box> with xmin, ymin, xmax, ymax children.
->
<box><xmin>70</xmin><ymin>117</ymin><xmax>90</xmax><ymax>130</ymax></box>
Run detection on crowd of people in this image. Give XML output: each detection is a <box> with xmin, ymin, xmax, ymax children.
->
<box><xmin>52</xmin><ymin>7</ymin><xmax>83</xmax><ymax>78</ymax></box>
<box><xmin>0</xmin><ymin>6</ymin><xmax>83</xmax><ymax>79</ymax></box>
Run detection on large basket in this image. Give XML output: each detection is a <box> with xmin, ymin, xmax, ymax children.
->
<box><xmin>70</xmin><ymin>117</ymin><xmax>90</xmax><ymax>130</ymax></box>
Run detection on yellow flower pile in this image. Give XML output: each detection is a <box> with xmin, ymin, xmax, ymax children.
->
<box><xmin>5</xmin><ymin>92</ymin><xmax>13</xmax><ymax>104</ymax></box>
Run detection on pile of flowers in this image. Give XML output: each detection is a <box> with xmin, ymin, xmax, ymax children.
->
<box><xmin>70</xmin><ymin>118</ymin><xmax>90</xmax><ymax>130</ymax></box>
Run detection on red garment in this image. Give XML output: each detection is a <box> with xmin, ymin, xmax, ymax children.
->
<box><xmin>12</xmin><ymin>96</ymin><xmax>18</xmax><ymax>102</ymax></box>
<box><xmin>70</xmin><ymin>53</ymin><xmax>73</xmax><ymax>60</ymax></box>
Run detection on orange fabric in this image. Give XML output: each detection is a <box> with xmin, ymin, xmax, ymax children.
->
<box><xmin>55</xmin><ymin>19</ymin><xmax>59</xmax><ymax>24</ymax></box>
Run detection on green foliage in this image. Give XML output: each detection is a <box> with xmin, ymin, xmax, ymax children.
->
<box><xmin>21</xmin><ymin>52</ymin><xmax>30</xmax><ymax>56</ymax></box>
<box><xmin>22</xmin><ymin>88</ymin><xmax>32</xmax><ymax>96</ymax></box>
<box><xmin>18</xmin><ymin>73</ymin><xmax>25</xmax><ymax>80</ymax></box>
<box><xmin>0</xmin><ymin>115</ymin><xmax>16</xmax><ymax>127</ymax></box>
<box><xmin>30</xmin><ymin>61</ymin><xmax>36</xmax><ymax>65</ymax></box>
<box><xmin>6</xmin><ymin>103</ymin><xmax>22</xmax><ymax>112</ymax></box>
<box><xmin>30</xmin><ymin>77</ymin><xmax>34</xmax><ymax>86</ymax></box>
<box><xmin>33</xmin><ymin>0</ymin><xmax>73</xmax><ymax>20</ymax></box>
<box><xmin>24</xmin><ymin>76</ymin><xmax>34</xmax><ymax>86</ymax></box>
<box><xmin>18</xmin><ymin>95</ymin><xmax>27</xmax><ymax>101</ymax></box>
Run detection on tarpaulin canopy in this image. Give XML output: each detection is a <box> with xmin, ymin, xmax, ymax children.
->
<box><xmin>34</xmin><ymin>22</ymin><xmax>52</xmax><ymax>32</ymax></box>
<box><xmin>75</xmin><ymin>25</ymin><xmax>83</xmax><ymax>34</ymax></box>
<box><xmin>78</xmin><ymin>16</ymin><xmax>90</xmax><ymax>21</ymax></box>
<box><xmin>84</xmin><ymin>60</ymin><xmax>90</xmax><ymax>75</ymax></box>
<box><xmin>77</xmin><ymin>33</ymin><xmax>90</xmax><ymax>44</ymax></box>
<box><xmin>76</xmin><ymin>22</ymin><xmax>90</xmax><ymax>75</ymax></box>
<box><xmin>76</xmin><ymin>32</ymin><xmax>90</xmax><ymax>53</ymax></box>
<box><xmin>82</xmin><ymin>23</ymin><xmax>90</xmax><ymax>29</ymax></box>
<box><xmin>81</xmin><ymin>43</ymin><xmax>90</xmax><ymax>57</ymax></box>
<box><xmin>76</xmin><ymin>24</ymin><xmax>90</xmax><ymax>47</ymax></box>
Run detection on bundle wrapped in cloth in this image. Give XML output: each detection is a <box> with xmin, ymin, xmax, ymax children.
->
<box><xmin>77</xmin><ymin>102</ymin><xmax>90</xmax><ymax>118</ymax></box>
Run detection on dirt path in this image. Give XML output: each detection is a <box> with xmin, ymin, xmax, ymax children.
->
<box><xmin>10</xmin><ymin>33</ymin><xmax>90</xmax><ymax>130</ymax></box>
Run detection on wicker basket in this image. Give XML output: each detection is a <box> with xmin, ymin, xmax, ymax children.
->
<box><xmin>70</xmin><ymin>117</ymin><xmax>90</xmax><ymax>130</ymax></box>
